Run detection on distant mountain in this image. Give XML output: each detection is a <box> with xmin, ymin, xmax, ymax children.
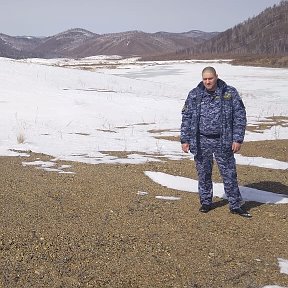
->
<box><xmin>0</xmin><ymin>28</ymin><xmax>217</xmax><ymax>59</ymax></box>
<box><xmin>66</xmin><ymin>30</ymin><xmax>217</xmax><ymax>58</ymax></box>
<box><xmin>0</xmin><ymin>1</ymin><xmax>286</xmax><ymax>62</ymax></box>
<box><xmin>31</xmin><ymin>28</ymin><xmax>98</xmax><ymax>58</ymax></box>
<box><xmin>0</xmin><ymin>33</ymin><xmax>42</xmax><ymax>58</ymax></box>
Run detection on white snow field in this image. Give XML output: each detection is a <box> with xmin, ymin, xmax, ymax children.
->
<box><xmin>1</xmin><ymin>56</ymin><xmax>287</xmax><ymax>287</ymax></box>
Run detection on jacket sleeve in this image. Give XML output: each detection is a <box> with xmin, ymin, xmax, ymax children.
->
<box><xmin>231</xmin><ymin>88</ymin><xmax>247</xmax><ymax>143</ymax></box>
<box><xmin>180</xmin><ymin>92</ymin><xmax>193</xmax><ymax>144</ymax></box>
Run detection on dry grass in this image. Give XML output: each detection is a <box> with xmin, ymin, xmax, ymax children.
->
<box><xmin>16</xmin><ymin>132</ymin><xmax>25</xmax><ymax>144</ymax></box>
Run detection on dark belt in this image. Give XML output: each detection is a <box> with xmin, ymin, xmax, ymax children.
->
<box><xmin>200</xmin><ymin>133</ymin><xmax>220</xmax><ymax>139</ymax></box>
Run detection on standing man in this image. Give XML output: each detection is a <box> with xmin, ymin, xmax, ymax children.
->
<box><xmin>181</xmin><ymin>66</ymin><xmax>251</xmax><ymax>218</ymax></box>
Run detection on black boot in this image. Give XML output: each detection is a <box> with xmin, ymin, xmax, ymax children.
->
<box><xmin>230</xmin><ymin>207</ymin><xmax>252</xmax><ymax>218</ymax></box>
<box><xmin>199</xmin><ymin>204</ymin><xmax>212</xmax><ymax>213</ymax></box>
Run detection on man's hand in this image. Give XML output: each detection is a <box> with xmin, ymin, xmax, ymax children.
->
<box><xmin>182</xmin><ymin>143</ymin><xmax>190</xmax><ymax>153</ymax></box>
<box><xmin>232</xmin><ymin>142</ymin><xmax>242</xmax><ymax>153</ymax></box>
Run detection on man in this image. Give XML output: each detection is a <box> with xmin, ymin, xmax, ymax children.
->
<box><xmin>181</xmin><ymin>66</ymin><xmax>251</xmax><ymax>218</ymax></box>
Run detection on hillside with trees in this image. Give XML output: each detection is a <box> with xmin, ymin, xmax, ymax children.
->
<box><xmin>151</xmin><ymin>0</ymin><xmax>288</xmax><ymax>67</ymax></box>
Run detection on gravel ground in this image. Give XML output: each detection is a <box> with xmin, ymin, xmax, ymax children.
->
<box><xmin>1</xmin><ymin>140</ymin><xmax>287</xmax><ymax>288</ymax></box>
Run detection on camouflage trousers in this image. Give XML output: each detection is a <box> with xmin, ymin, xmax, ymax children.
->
<box><xmin>194</xmin><ymin>135</ymin><xmax>243</xmax><ymax>209</ymax></box>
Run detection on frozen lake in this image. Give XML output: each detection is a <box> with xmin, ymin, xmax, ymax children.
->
<box><xmin>99</xmin><ymin>59</ymin><xmax>288</xmax><ymax>118</ymax></box>
<box><xmin>0</xmin><ymin>57</ymin><xmax>287</xmax><ymax>165</ymax></box>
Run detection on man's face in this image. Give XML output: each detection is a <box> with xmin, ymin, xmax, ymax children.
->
<box><xmin>202</xmin><ymin>72</ymin><xmax>218</xmax><ymax>91</ymax></box>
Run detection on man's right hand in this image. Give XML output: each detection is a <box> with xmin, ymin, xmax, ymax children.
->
<box><xmin>181</xmin><ymin>143</ymin><xmax>190</xmax><ymax>153</ymax></box>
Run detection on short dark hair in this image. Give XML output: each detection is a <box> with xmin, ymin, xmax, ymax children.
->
<box><xmin>202</xmin><ymin>66</ymin><xmax>217</xmax><ymax>76</ymax></box>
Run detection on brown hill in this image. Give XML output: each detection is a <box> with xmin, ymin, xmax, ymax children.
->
<box><xmin>31</xmin><ymin>28</ymin><xmax>98</xmax><ymax>58</ymax></box>
<box><xmin>0</xmin><ymin>34</ymin><xmax>42</xmax><ymax>58</ymax></box>
<box><xmin>66</xmin><ymin>30</ymin><xmax>215</xmax><ymax>58</ymax></box>
<box><xmin>0</xmin><ymin>29</ymin><xmax>216</xmax><ymax>59</ymax></box>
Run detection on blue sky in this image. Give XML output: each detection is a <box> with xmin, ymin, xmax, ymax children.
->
<box><xmin>0</xmin><ymin>0</ymin><xmax>283</xmax><ymax>36</ymax></box>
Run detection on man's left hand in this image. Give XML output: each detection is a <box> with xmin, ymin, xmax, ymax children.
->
<box><xmin>232</xmin><ymin>142</ymin><xmax>242</xmax><ymax>153</ymax></box>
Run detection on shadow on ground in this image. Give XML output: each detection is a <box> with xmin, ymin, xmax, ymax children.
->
<box><xmin>212</xmin><ymin>199</ymin><xmax>264</xmax><ymax>212</ymax></box>
<box><xmin>211</xmin><ymin>181</ymin><xmax>288</xmax><ymax>212</ymax></box>
<box><xmin>245</xmin><ymin>181</ymin><xmax>288</xmax><ymax>195</ymax></box>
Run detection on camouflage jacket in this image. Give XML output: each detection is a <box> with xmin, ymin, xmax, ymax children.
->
<box><xmin>180</xmin><ymin>79</ymin><xmax>247</xmax><ymax>155</ymax></box>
